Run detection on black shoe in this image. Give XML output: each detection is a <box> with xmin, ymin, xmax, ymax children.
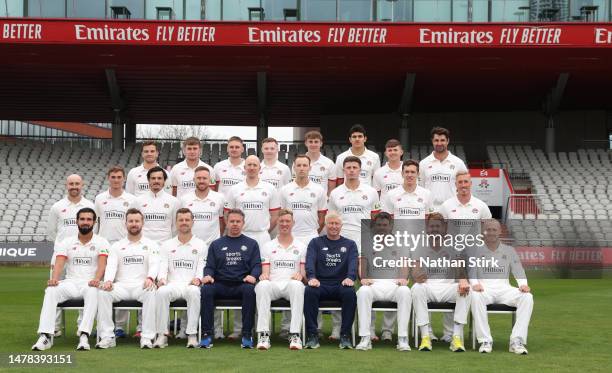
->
<box><xmin>339</xmin><ymin>335</ymin><xmax>353</xmax><ymax>349</ymax></box>
<box><xmin>305</xmin><ymin>334</ymin><xmax>320</xmax><ymax>349</ymax></box>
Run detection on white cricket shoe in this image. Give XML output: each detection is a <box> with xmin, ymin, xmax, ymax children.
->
<box><xmin>397</xmin><ymin>336</ymin><xmax>411</xmax><ymax>351</ymax></box>
<box><xmin>76</xmin><ymin>333</ymin><xmax>90</xmax><ymax>351</ymax></box>
<box><xmin>355</xmin><ymin>336</ymin><xmax>372</xmax><ymax>350</ymax></box>
<box><xmin>186</xmin><ymin>334</ymin><xmax>198</xmax><ymax>348</ymax></box>
<box><xmin>509</xmin><ymin>340</ymin><xmax>528</xmax><ymax>355</ymax></box>
<box><xmin>32</xmin><ymin>334</ymin><xmax>52</xmax><ymax>351</ymax></box>
<box><xmin>140</xmin><ymin>338</ymin><xmax>153</xmax><ymax>349</ymax></box>
<box><xmin>289</xmin><ymin>334</ymin><xmax>303</xmax><ymax>350</ymax></box>
<box><xmin>257</xmin><ymin>333</ymin><xmax>271</xmax><ymax>350</ymax></box>
<box><xmin>95</xmin><ymin>337</ymin><xmax>116</xmax><ymax>349</ymax></box>
<box><xmin>479</xmin><ymin>341</ymin><xmax>493</xmax><ymax>353</ymax></box>
<box><xmin>153</xmin><ymin>335</ymin><xmax>168</xmax><ymax>348</ymax></box>
<box><xmin>381</xmin><ymin>330</ymin><xmax>393</xmax><ymax>342</ymax></box>
<box><xmin>175</xmin><ymin>330</ymin><xmax>188</xmax><ymax>339</ymax></box>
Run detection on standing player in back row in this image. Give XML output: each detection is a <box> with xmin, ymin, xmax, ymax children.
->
<box><xmin>170</xmin><ymin>137</ymin><xmax>215</xmax><ymax>199</ymax></box>
<box><xmin>304</xmin><ymin>130</ymin><xmax>336</xmax><ymax>196</ymax></box>
<box><xmin>259</xmin><ymin>137</ymin><xmax>291</xmax><ymax>190</ymax></box>
<box><xmin>335</xmin><ymin>124</ymin><xmax>380</xmax><ymax>186</ymax></box>
<box><xmin>214</xmin><ymin>136</ymin><xmax>246</xmax><ymax>197</ymax></box>
<box><xmin>419</xmin><ymin>127</ymin><xmax>467</xmax><ymax>212</ymax></box>
<box><xmin>373</xmin><ymin>139</ymin><xmax>404</xmax><ymax>199</ymax></box>
<box><xmin>126</xmin><ymin>141</ymin><xmax>170</xmax><ymax>196</ymax></box>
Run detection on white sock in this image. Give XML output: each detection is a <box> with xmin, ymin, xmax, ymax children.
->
<box><xmin>453</xmin><ymin>323</ymin><xmax>463</xmax><ymax>337</ymax></box>
<box><xmin>420</xmin><ymin>325</ymin><xmax>429</xmax><ymax>337</ymax></box>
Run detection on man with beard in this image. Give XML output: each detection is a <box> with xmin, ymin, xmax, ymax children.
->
<box><xmin>154</xmin><ymin>208</ymin><xmax>207</xmax><ymax>349</ymax></box>
<box><xmin>96</xmin><ymin>208</ymin><xmax>160</xmax><ymax>349</ymax></box>
<box><xmin>47</xmin><ymin>174</ymin><xmax>95</xmax><ymax>337</ymax></box>
<box><xmin>199</xmin><ymin>209</ymin><xmax>262</xmax><ymax>349</ymax></box>
<box><xmin>32</xmin><ymin>208</ymin><xmax>109</xmax><ymax>351</ymax></box>
<box><xmin>126</xmin><ymin>141</ymin><xmax>171</xmax><ymax>196</ymax></box>
<box><xmin>170</xmin><ymin>137</ymin><xmax>215</xmax><ymax>198</ymax></box>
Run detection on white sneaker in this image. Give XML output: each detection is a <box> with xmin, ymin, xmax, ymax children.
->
<box><xmin>257</xmin><ymin>333</ymin><xmax>271</xmax><ymax>350</ymax></box>
<box><xmin>289</xmin><ymin>334</ymin><xmax>302</xmax><ymax>350</ymax></box>
<box><xmin>479</xmin><ymin>341</ymin><xmax>493</xmax><ymax>353</ymax></box>
<box><xmin>509</xmin><ymin>340</ymin><xmax>528</xmax><ymax>355</ymax></box>
<box><xmin>76</xmin><ymin>333</ymin><xmax>90</xmax><ymax>351</ymax></box>
<box><xmin>95</xmin><ymin>337</ymin><xmax>116</xmax><ymax>349</ymax></box>
<box><xmin>153</xmin><ymin>335</ymin><xmax>168</xmax><ymax>348</ymax></box>
<box><xmin>140</xmin><ymin>338</ymin><xmax>153</xmax><ymax>349</ymax></box>
<box><xmin>381</xmin><ymin>330</ymin><xmax>393</xmax><ymax>342</ymax></box>
<box><xmin>175</xmin><ymin>330</ymin><xmax>188</xmax><ymax>339</ymax></box>
<box><xmin>32</xmin><ymin>334</ymin><xmax>52</xmax><ymax>351</ymax></box>
<box><xmin>186</xmin><ymin>334</ymin><xmax>198</xmax><ymax>348</ymax></box>
<box><xmin>397</xmin><ymin>336</ymin><xmax>411</xmax><ymax>351</ymax></box>
<box><xmin>228</xmin><ymin>331</ymin><xmax>241</xmax><ymax>340</ymax></box>
<box><xmin>355</xmin><ymin>336</ymin><xmax>372</xmax><ymax>350</ymax></box>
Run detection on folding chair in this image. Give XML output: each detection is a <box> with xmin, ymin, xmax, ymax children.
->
<box><xmin>470</xmin><ymin>304</ymin><xmax>517</xmax><ymax>349</ymax></box>
<box><xmin>57</xmin><ymin>299</ymin><xmax>85</xmax><ymax>337</ymax></box>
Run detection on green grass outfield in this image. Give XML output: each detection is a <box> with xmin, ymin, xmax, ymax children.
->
<box><xmin>1</xmin><ymin>267</ymin><xmax>611</xmax><ymax>373</ymax></box>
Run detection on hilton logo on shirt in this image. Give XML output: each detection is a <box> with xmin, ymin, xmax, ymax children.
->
<box><xmin>273</xmin><ymin>260</ymin><xmax>296</xmax><ymax>270</ymax></box>
<box><xmin>241</xmin><ymin>202</ymin><xmax>264</xmax><ymax>210</ymax></box>
<box><xmin>105</xmin><ymin>210</ymin><xmax>125</xmax><ymax>220</ymax></box>
<box><xmin>138</xmin><ymin>183</ymin><xmax>150</xmax><ymax>191</ymax></box>
<box><xmin>385</xmin><ymin>183</ymin><xmax>400</xmax><ymax>191</ymax></box>
<box><xmin>222</xmin><ymin>178</ymin><xmax>241</xmax><ymax>186</ymax></box>
<box><xmin>181</xmin><ymin>180</ymin><xmax>196</xmax><ymax>189</ymax></box>
<box><xmin>483</xmin><ymin>264</ymin><xmax>506</xmax><ymax>274</ymax></box>
<box><xmin>123</xmin><ymin>255</ymin><xmax>145</xmax><ymax>265</ymax></box>
<box><xmin>193</xmin><ymin>212</ymin><xmax>213</xmax><ymax>221</ymax></box>
<box><xmin>144</xmin><ymin>213</ymin><xmax>167</xmax><ymax>221</ymax></box>
<box><xmin>431</xmin><ymin>174</ymin><xmax>451</xmax><ymax>183</ymax></box>
<box><xmin>263</xmin><ymin>179</ymin><xmax>280</xmax><ymax>188</ymax></box>
<box><xmin>342</xmin><ymin>205</ymin><xmax>364</xmax><ymax>214</ymax></box>
<box><xmin>173</xmin><ymin>259</ymin><xmax>194</xmax><ymax>269</ymax></box>
<box><xmin>291</xmin><ymin>202</ymin><xmax>312</xmax><ymax>210</ymax></box>
<box><xmin>63</xmin><ymin>218</ymin><xmax>77</xmax><ymax>226</ymax></box>
<box><xmin>398</xmin><ymin>207</ymin><xmax>421</xmax><ymax>216</ymax></box>
<box><xmin>309</xmin><ymin>175</ymin><xmax>323</xmax><ymax>184</ymax></box>
<box><xmin>73</xmin><ymin>257</ymin><xmax>92</xmax><ymax>266</ymax></box>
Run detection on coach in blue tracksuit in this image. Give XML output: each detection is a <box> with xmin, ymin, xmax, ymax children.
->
<box><xmin>199</xmin><ymin>209</ymin><xmax>262</xmax><ymax>349</ymax></box>
<box><xmin>304</xmin><ymin>211</ymin><xmax>358</xmax><ymax>349</ymax></box>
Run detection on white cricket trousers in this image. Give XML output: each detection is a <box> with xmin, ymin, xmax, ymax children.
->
<box><xmin>37</xmin><ymin>280</ymin><xmax>97</xmax><ymax>336</ymax></box>
<box><xmin>412</xmin><ymin>282</ymin><xmax>470</xmax><ymax>327</ymax></box>
<box><xmin>471</xmin><ymin>286</ymin><xmax>533</xmax><ymax>344</ymax></box>
<box><xmin>357</xmin><ymin>281</ymin><xmax>412</xmax><ymax>337</ymax></box>
<box><xmin>155</xmin><ymin>283</ymin><xmax>201</xmax><ymax>335</ymax></box>
<box><xmin>255</xmin><ymin>280</ymin><xmax>305</xmax><ymax>334</ymax></box>
<box><xmin>97</xmin><ymin>282</ymin><xmax>156</xmax><ymax>340</ymax></box>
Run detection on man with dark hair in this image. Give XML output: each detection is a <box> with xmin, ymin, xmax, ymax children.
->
<box><xmin>304</xmin><ymin>130</ymin><xmax>336</xmax><ymax>196</ymax></box>
<box><xmin>170</xmin><ymin>137</ymin><xmax>214</xmax><ymax>198</ymax></box>
<box><xmin>419</xmin><ymin>126</ymin><xmax>467</xmax><ymax>211</ymax></box>
<box><xmin>130</xmin><ymin>166</ymin><xmax>179</xmax><ymax>243</ymax></box>
<box><xmin>33</xmin><ymin>208</ymin><xmax>109</xmax><ymax>351</ymax></box>
<box><xmin>126</xmin><ymin>141</ymin><xmax>170</xmax><ymax>196</ymax></box>
<box><xmin>199</xmin><ymin>209</ymin><xmax>262</xmax><ymax>349</ymax></box>
<box><xmin>334</xmin><ymin>124</ymin><xmax>380</xmax><ymax>186</ymax></box>
<box><xmin>381</xmin><ymin>160</ymin><xmax>433</xmax><ymax>220</ymax></box>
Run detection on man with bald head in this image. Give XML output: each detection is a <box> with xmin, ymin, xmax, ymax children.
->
<box><xmin>47</xmin><ymin>174</ymin><xmax>95</xmax><ymax>336</ymax></box>
<box><xmin>224</xmin><ymin>155</ymin><xmax>281</xmax><ymax>339</ymax></box>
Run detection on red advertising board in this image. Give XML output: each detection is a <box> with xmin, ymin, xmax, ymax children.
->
<box><xmin>515</xmin><ymin>247</ymin><xmax>612</xmax><ymax>266</ymax></box>
<box><xmin>2</xmin><ymin>19</ymin><xmax>612</xmax><ymax>48</ymax></box>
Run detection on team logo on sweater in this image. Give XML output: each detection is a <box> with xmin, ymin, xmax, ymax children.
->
<box><xmin>320</xmin><ymin>166</ymin><xmax>325</xmax><ymax>172</ymax></box>
<box><xmin>362</xmin><ymin>195</ymin><xmax>368</xmax><ymax>200</ymax></box>
<box><xmin>143</xmin><ymin>246</ymin><xmax>148</xmax><ymax>251</ymax></box>
<box><xmin>192</xmin><ymin>249</ymin><xmax>198</xmax><ymax>255</ymax></box>
<box><xmin>472</xmin><ymin>208</ymin><xmax>479</xmax><ymax>214</ymax></box>
<box><xmin>293</xmin><ymin>249</ymin><xmax>299</xmax><ymax>255</ymax></box>
<box><xmin>210</xmin><ymin>202</ymin><xmax>215</xmax><ymax>207</ymax></box>
<box><xmin>340</xmin><ymin>247</ymin><xmax>346</xmax><ymax>253</ymax></box>
<box><xmin>310</xmin><ymin>192</ymin><xmax>316</xmax><ymax>198</ymax></box>
<box><xmin>241</xmin><ymin>245</ymin><xmax>248</xmax><ymax>251</ymax></box>
<box><xmin>164</xmin><ymin>203</ymin><xmax>170</xmax><ymax>208</ymax></box>
<box><xmin>277</xmin><ymin>170</ymin><xmax>282</xmax><ymax>175</ymax></box>
<box><xmin>123</xmin><ymin>202</ymin><xmax>129</xmax><ymax>207</ymax></box>
<box><xmin>221</xmin><ymin>247</ymin><xmax>228</xmax><ymax>251</ymax></box>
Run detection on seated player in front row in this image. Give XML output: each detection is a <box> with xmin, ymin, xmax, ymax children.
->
<box><xmin>199</xmin><ymin>208</ymin><xmax>262</xmax><ymax>349</ymax></box>
<box><xmin>303</xmin><ymin>211</ymin><xmax>358</xmax><ymax>349</ymax></box>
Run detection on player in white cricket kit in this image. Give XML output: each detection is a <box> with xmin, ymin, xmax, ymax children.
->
<box><xmin>95</xmin><ymin>166</ymin><xmax>136</xmax><ymax>245</ymax></box>
<box><xmin>226</xmin><ymin>155</ymin><xmax>281</xmax><ymax>248</ymax></box>
<box><xmin>95</xmin><ymin>166</ymin><xmax>137</xmax><ymax>338</ymax></box>
<box><xmin>381</xmin><ymin>160</ymin><xmax>433</xmax><ymax>220</ymax></box>
<box><xmin>281</xmin><ymin>154</ymin><xmax>327</xmax><ymax>245</ymax></box>
<box><xmin>304</xmin><ymin>130</ymin><xmax>336</xmax><ymax>195</ymax></box>
<box><xmin>373</xmin><ymin>139</ymin><xmax>404</xmax><ymax>198</ymax></box>
<box><xmin>356</xmin><ymin>213</ymin><xmax>412</xmax><ymax>351</ymax></box>
<box><xmin>170</xmin><ymin>137</ymin><xmax>215</xmax><ymax>199</ymax></box>
<box><xmin>335</xmin><ymin>124</ymin><xmax>380</xmax><ymax>186</ymax></box>
<box><xmin>439</xmin><ymin>171</ymin><xmax>492</xmax><ymax>222</ymax></box>
<box><xmin>214</xmin><ymin>136</ymin><xmax>246</xmax><ymax>197</ymax></box>
<box><xmin>154</xmin><ymin>208</ymin><xmax>207</xmax><ymax>349</ymax></box>
<box><xmin>328</xmin><ymin>155</ymin><xmax>380</xmax><ymax>340</ymax></box>
<box><xmin>130</xmin><ymin>166</ymin><xmax>180</xmax><ymax>243</ymax></box>
<box><xmin>96</xmin><ymin>208</ymin><xmax>160</xmax><ymax>349</ymax></box>
<box><xmin>411</xmin><ymin>213</ymin><xmax>471</xmax><ymax>352</ymax></box>
<box><xmin>126</xmin><ymin>141</ymin><xmax>171</xmax><ymax>196</ymax></box>
<box><xmin>47</xmin><ymin>174</ymin><xmax>94</xmax><ymax>336</ymax></box>
<box><xmin>32</xmin><ymin>208</ymin><xmax>109</xmax><ymax>351</ymax></box>
<box><xmin>180</xmin><ymin>165</ymin><xmax>226</xmax><ymax>339</ymax></box>
<box><xmin>470</xmin><ymin>219</ymin><xmax>533</xmax><ymax>355</ymax></box>
<box><xmin>259</xmin><ymin>137</ymin><xmax>291</xmax><ymax>190</ymax></box>
<box><xmin>419</xmin><ymin>127</ymin><xmax>468</xmax><ymax>211</ymax></box>
<box><xmin>255</xmin><ymin>209</ymin><xmax>306</xmax><ymax>350</ymax></box>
